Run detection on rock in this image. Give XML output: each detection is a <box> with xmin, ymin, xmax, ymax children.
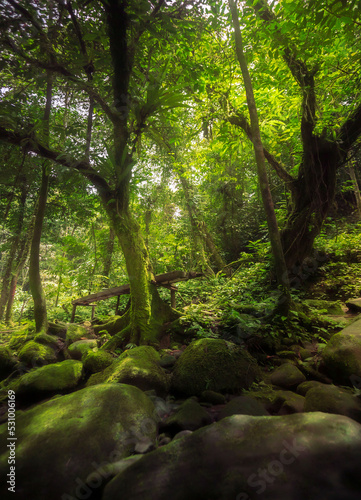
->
<box><xmin>18</xmin><ymin>340</ymin><xmax>57</xmax><ymax>368</ymax></box>
<box><xmin>67</xmin><ymin>339</ymin><xmax>97</xmax><ymax>360</ymax></box>
<box><xmin>270</xmin><ymin>362</ymin><xmax>306</xmax><ymax>389</ymax></box>
<box><xmin>173</xmin><ymin>429</ymin><xmax>193</xmax><ymax>440</ymax></box>
<box><xmin>162</xmin><ymin>398</ymin><xmax>213</xmax><ymax>432</ymax></box>
<box><xmin>86</xmin><ymin>346</ymin><xmax>169</xmax><ymax>396</ymax></box>
<box><xmin>171</xmin><ymin>339</ymin><xmax>261</xmax><ymax>396</ymax></box>
<box><xmin>321</xmin><ymin>318</ymin><xmax>361</xmax><ymax>385</ymax></box>
<box><xmin>304</xmin><ymin>384</ymin><xmax>361</xmax><ymax>423</ymax></box>
<box><xmin>33</xmin><ymin>332</ymin><xmax>61</xmax><ymax>349</ymax></box>
<box><xmin>47</xmin><ymin>321</ymin><xmax>67</xmax><ymax>339</ymax></box>
<box><xmin>102</xmin><ymin>412</ymin><xmax>361</xmax><ymax>500</ymax></box>
<box><xmin>0</xmin><ymin>345</ymin><xmax>17</xmax><ymax>380</ymax></box>
<box><xmin>93</xmin><ymin>315</ymin><xmax>127</xmax><ymax>336</ymax></box>
<box><xmin>218</xmin><ymin>395</ymin><xmax>269</xmax><ymax>419</ymax></box>
<box><xmin>277</xmin><ymin>391</ymin><xmax>305</xmax><ymax>414</ymax></box>
<box><xmin>297</xmin><ymin>380</ymin><xmax>329</xmax><ymax>396</ymax></box>
<box><xmin>16</xmin><ymin>360</ymin><xmax>84</xmax><ymax>400</ymax></box>
<box><xmin>83</xmin><ymin>349</ymin><xmax>114</xmax><ymax>373</ymax></box>
<box><xmin>159</xmin><ymin>354</ymin><xmax>176</xmax><ymax>368</ymax></box>
<box><xmin>276</xmin><ymin>350</ymin><xmax>298</xmax><ymax>360</ymax></box>
<box><xmin>346</xmin><ymin>298</ymin><xmax>361</xmax><ymax>313</ymax></box>
<box><xmin>200</xmin><ymin>390</ymin><xmax>226</xmax><ymax>405</ymax></box>
<box><xmin>0</xmin><ymin>384</ymin><xmax>158</xmax><ymax>500</ymax></box>
<box><xmin>65</xmin><ymin>323</ymin><xmax>92</xmax><ymax>345</ymax></box>
<box><xmin>304</xmin><ymin>299</ymin><xmax>344</xmax><ymax>315</ymax></box>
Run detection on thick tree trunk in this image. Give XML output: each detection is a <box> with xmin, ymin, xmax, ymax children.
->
<box><xmin>104</xmin><ymin>206</ymin><xmax>178</xmax><ymax>348</ymax></box>
<box><xmin>102</xmin><ymin>227</ymin><xmax>115</xmax><ymax>286</ymax></box>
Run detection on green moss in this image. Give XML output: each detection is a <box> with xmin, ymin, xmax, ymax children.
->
<box><xmin>304</xmin><ymin>299</ymin><xmax>344</xmax><ymax>316</ymax></box>
<box><xmin>34</xmin><ymin>332</ymin><xmax>60</xmax><ymax>349</ymax></box>
<box><xmin>171</xmin><ymin>338</ymin><xmax>261</xmax><ymax>396</ymax></box>
<box><xmin>18</xmin><ymin>340</ymin><xmax>57</xmax><ymax>367</ymax></box>
<box><xmin>83</xmin><ymin>350</ymin><xmax>114</xmax><ymax>373</ymax></box>
<box><xmin>65</xmin><ymin>324</ymin><xmax>90</xmax><ymax>345</ymax></box>
<box><xmin>322</xmin><ymin>331</ymin><xmax>361</xmax><ymax>384</ymax></box>
<box><xmin>119</xmin><ymin>345</ymin><xmax>160</xmax><ymax>363</ymax></box>
<box><xmin>0</xmin><ymin>345</ymin><xmax>17</xmax><ymax>379</ymax></box>
<box><xmin>67</xmin><ymin>339</ymin><xmax>97</xmax><ymax>360</ymax></box>
<box><xmin>9</xmin><ymin>324</ymin><xmax>35</xmax><ymax>351</ymax></box>
<box><xmin>17</xmin><ymin>360</ymin><xmax>83</xmax><ymax>397</ymax></box>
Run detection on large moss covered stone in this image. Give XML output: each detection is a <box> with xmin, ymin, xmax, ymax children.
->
<box><xmin>67</xmin><ymin>339</ymin><xmax>97</xmax><ymax>360</ymax></box>
<box><xmin>321</xmin><ymin>318</ymin><xmax>361</xmax><ymax>385</ymax></box>
<box><xmin>87</xmin><ymin>346</ymin><xmax>168</xmax><ymax>396</ymax></box>
<box><xmin>163</xmin><ymin>398</ymin><xmax>213</xmax><ymax>432</ymax></box>
<box><xmin>18</xmin><ymin>340</ymin><xmax>57</xmax><ymax>368</ymax></box>
<box><xmin>171</xmin><ymin>339</ymin><xmax>261</xmax><ymax>396</ymax></box>
<box><xmin>8</xmin><ymin>324</ymin><xmax>34</xmax><ymax>350</ymax></box>
<box><xmin>304</xmin><ymin>384</ymin><xmax>361</xmax><ymax>423</ymax></box>
<box><xmin>83</xmin><ymin>349</ymin><xmax>114</xmax><ymax>373</ymax></box>
<box><xmin>270</xmin><ymin>362</ymin><xmax>306</xmax><ymax>389</ymax></box>
<box><xmin>103</xmin><ymin>412</ymin><xmax>361</xmax><ymax>500</ymax></box>
<box><xmin>17</xmin><ymin>360</ymin><xmax>84</xmax><ymax>400</ymax></box>
<box><xmin>0</xmin><ymin>384</ymin><xmax>158</xmax><ymax>500</ymax></box>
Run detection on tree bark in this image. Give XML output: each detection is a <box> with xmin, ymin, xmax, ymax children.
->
<box><xmin>229</xmin><ymin>0</ymin><xmax>290</xmax><ymax>304</ymax></box>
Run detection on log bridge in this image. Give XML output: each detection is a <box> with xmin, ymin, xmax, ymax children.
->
<box><xmin>71</xmin><ymin>271</ymin><xmax>203</xmax><ymax>322</ymax></box>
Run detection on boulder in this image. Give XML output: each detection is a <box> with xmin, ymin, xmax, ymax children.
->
<box><xmin>321</xmin><ymin>318</ymin><xmax>361</xmax><ymax>385</ymax></box>
<box><xmin>47</xmin><ymin>321</ymin><xmax>67</xmax><ymax>339</ymax></box>
<box><xmin>270</xmin><ymin>362</ymin><xmax>306</xmax><ymax>389</ymax></box>
<box><xmin>67</xmin><ymin>339</ymin><xmax>97</xmax><ymax>360</ymax></box>
<box><xmin>304</xmin><ymin>299</ymin><xmax>344</xmax><ymax>315</ymax></box>
<box><xmin>200</xmin><ymin>390</ymin><xmax>226</xmax><ymax>405</ymax></box>
<box><xmin>0</xmin><ymin>384</ymin><xmax>158</xmax><ymax>500</ymax></box>
<box><xmin>86</xmin><ymin>346</ymin><xmax>169</xmax><ymax>396</ymax></box>
<box><xmin>18</xmin><ymin>340</ymin><xmax>57</xmax><ymax>368</ymax></box>
<box><xmin>16</xmin><ymin>360</ymin><xmax>84</xmax><ymax>400</ymax></box>
<box><xmin>8</xmin><ymin>324</ymin><xmax>34</xmax><ymax>350</ymax></box>
<box><xmin>171</xmin><ymin>339</ymin><xmax>261</xmax><ymax>396</ymax></box>
<box><xmin>103</xmin><ymin>412</ymin><xmax>361</xmax><ymax>500</ymax></box>
<box><xmin>346</xmin><ymin>298</ymin><xmax>361</xmax><ymax>313</ymax></box>
<box><xmin>218</xmin><ymin>395</ymin><xmax>269</xmax><ymax>419</ymax></box>
<box><xmin>304</xmin><ymin>384</ymin><xmax>361</xmax><ymax>423</ymax></box>
<box><xmin>65</xmin><ymin>324</ymin><xmax>93</xmax><ymax>345</ymax></box>
<box><xmin>162</xmin><ymin>398</ymin><xmax>213</xmax><ymax>432</ymax></box>
<box><xmin>297</xmin><ymin>380</ymin><xmax>329</xmax><ymax>396</ymax></box>
<box><xmin>83</xmin><ymin>349</ymin><xmax>114</xmax><ymax>373</ymax></box>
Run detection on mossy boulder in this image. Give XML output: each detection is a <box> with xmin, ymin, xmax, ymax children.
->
<box><xmin>65</xmin><ymin>323</ymin><xmax>92</xmax><ymax>345</ymax></box>
<box><xmin>93</xmin><ymin>315</ymin><xmax>128</xmax><ymax>336</ymax></box>
<box><xmin>218</xmin><ymin>395</ymin><xmax>269</xmax><ymax>419</ymax></box>
<box><xmin>0</xmin><ymin>383</ymin><xmax>158</xmax><ymax>500</ymax></box>
<box><xmin>304</xmin><ymin>384</ymin><xmax>361</xmax><ymax>423</ymax></box>
<box><xmin>321</xmin><ymin>319</ymin><xmax>361</xmax><ymax>385</ymax></box>
<box><xmin>269</xmin><ymin>362</ymin><xmax>306</xmax><ymax>389</ymax></box>
<box><xmin>83</xmin><ymin>349</ymin><xmax>114</xmax><ymax>373</ymax></box>
<box><xmin>8</xmin><ymin>324</ymin><xmax>34</xmax><ymax>351</ymax></box>
<box><xmin>87</xmin><ymin>346</ymin><xmax>169</xmax><ymax>396</ymax></box>
<box><xmin>47</xmin><ymin>321</ymin><xmax>67</xmax><ymax>338</ymax></box>
<box><xmin>171</xmin><ymin>339</ymin><xmax>261</xmax><ymax>396</ymax></box>
<box><xmin>102</xmin><ymin>412</ymin><xmax>361</xmax><ymax>500</ymax></box>
<box><xmin>17</xmin><ymin>359</ymin><xmax>83</xmax><ymax>400</ymax></box>
<box><xmin>33</xmin><ymin>331</ymin><xmax>61</xmax><ymax>349</ymax></box>
<box><xmin>18</xmin><ymin>340</ymin><xmax>57</xmax><ymax>368</ymax></box>
<box><xmin>162</xmin><ymin>398</ymin><xmax>213</xmax><ymax>433</ymax></box>
<box><xmin>67</xmin><ymin>339</ymin><xmax>97</xmax><ymax>360</ymax></box>
<box><xmin>0</xmin><ymin>345</ymin><xmax>17</xmax><ymax>380</ymax></box>
<box><xmin>297</xmin><ymin>380</ymin><xmax>329</xmax><ymax>396</ymax></box>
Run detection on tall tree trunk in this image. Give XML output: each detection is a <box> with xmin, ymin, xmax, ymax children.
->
<box><xmin>229</xmin><ymin>0</ymin><xmax>290</xmax><ymax>303</ymax></box>
<box><xmin>102</xmin><ymin>227</ymin><xmax>115</xmax><ymax>285</ymax></box>
<box><xmin>349</xmin><ymin>164</ymin><xmax>361</xmax><ymax>219</ymax></box>
<box><xmin>29</xmin><ymin>71</ymin><xmax>53</xmax><ymax>332</ymax></box>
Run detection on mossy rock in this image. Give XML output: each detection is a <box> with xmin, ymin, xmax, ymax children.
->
<box><xmin>270</xmin><ymin>362</ymin><xmax>306</xmax><ymax>389</ymax></box>
<box><xmin>304</xmin><ymin>299</ymin><xmax>344</xmax><ymax>316</ymax></box>
<box><xmin>163</xmin><ymin>398</ymin><xmax>213</xmax><ymax>432</ymax></box>
<box><xmin>47</xmin><ymin>321</ymin><xmax>67</xmax><ymax>339</ymax></box>
<box><xmin>34</xmin><ymin>332</ymin><xmax>61</xmax><ymax>349</ymax></box>
<box><xmin>87</xmin><ymin>346</ymin><xmax>169</xmax><ymax>396</ymax></box>
<box><xmin>83</xmin><ymin>350</ymin><xmax>115</xmax><ymax>373</ymax></box>
<box><xmin>297</xmin><ymin>380</ymin><xmax>330</xmax><ymax>396</ymax></box>
<box><xmin>65</xmin><ymin>324</ymin><xmax>92</xmax><ymax>345</ymax></box>
<box><xmin>0</xmin><ymin>384</ymin><xmax>158</xmax><ymax>500</ymax></box>
<box><xmin>171</xmin><ymin>339</ymin><xmax>261</xmax><ymax>396</ymax></box>
<box><xmin>8</xmin><ymin>324</ymin><xmax>34</xmax><ymax>351</ymax></box>
<box><xmin>0</xmin><ymin>345</ymin><xmax>18</xmax><ymax>380</ymax></box>
<box><xmin>18</xmin><ymin>340</ymin><xmax>57</xmax><ymax>368</ymax></box>
<box><xmin>218</xmin><ymin>395</ymin><xmax>269</xmax><ymax>419</ymax></box>
<box><xmin>17</xmin><ymin>360</ymin><xmax>84</xmax><ymax>400</ymax></box>
<box><xmin>67</xmin><ymin>339</ymin><xmax>97</xmax><ymax>360</ymax></box>
<box><xmin>93</xmin><ymin>315</ymin><xmax>128</xmax><ymax>336</ymax></box>
<box><xmin>321</xmin><ymin>319</ymin><xmax>361</xmax><ymax>385</ymax></box>
<box><xmin>102</xmin><ymin>412</ymin><xmax>361</xmax><ymax>500</ymax></box>
<box><xmin>304</xmin><ymin>384</ymin><xmax>361</xmax><ymax>423</ymax></box>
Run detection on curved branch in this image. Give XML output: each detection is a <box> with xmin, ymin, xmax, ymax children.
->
<box><xmin>337</xmin><ymin>102</ymin><xmax>361</xmax><ymax>153</ymax></box>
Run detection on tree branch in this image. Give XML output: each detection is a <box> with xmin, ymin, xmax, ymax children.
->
<box><xmin>337</xmin><ymin>102</ymin><xmax>361</xmax><ymax>153</ymax></box>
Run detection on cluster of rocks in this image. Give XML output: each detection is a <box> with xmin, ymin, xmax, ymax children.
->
<box><xmin>1</xmin><ymin>309</ymin><xmax>361</xmax><ymax>499</ymax></box>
